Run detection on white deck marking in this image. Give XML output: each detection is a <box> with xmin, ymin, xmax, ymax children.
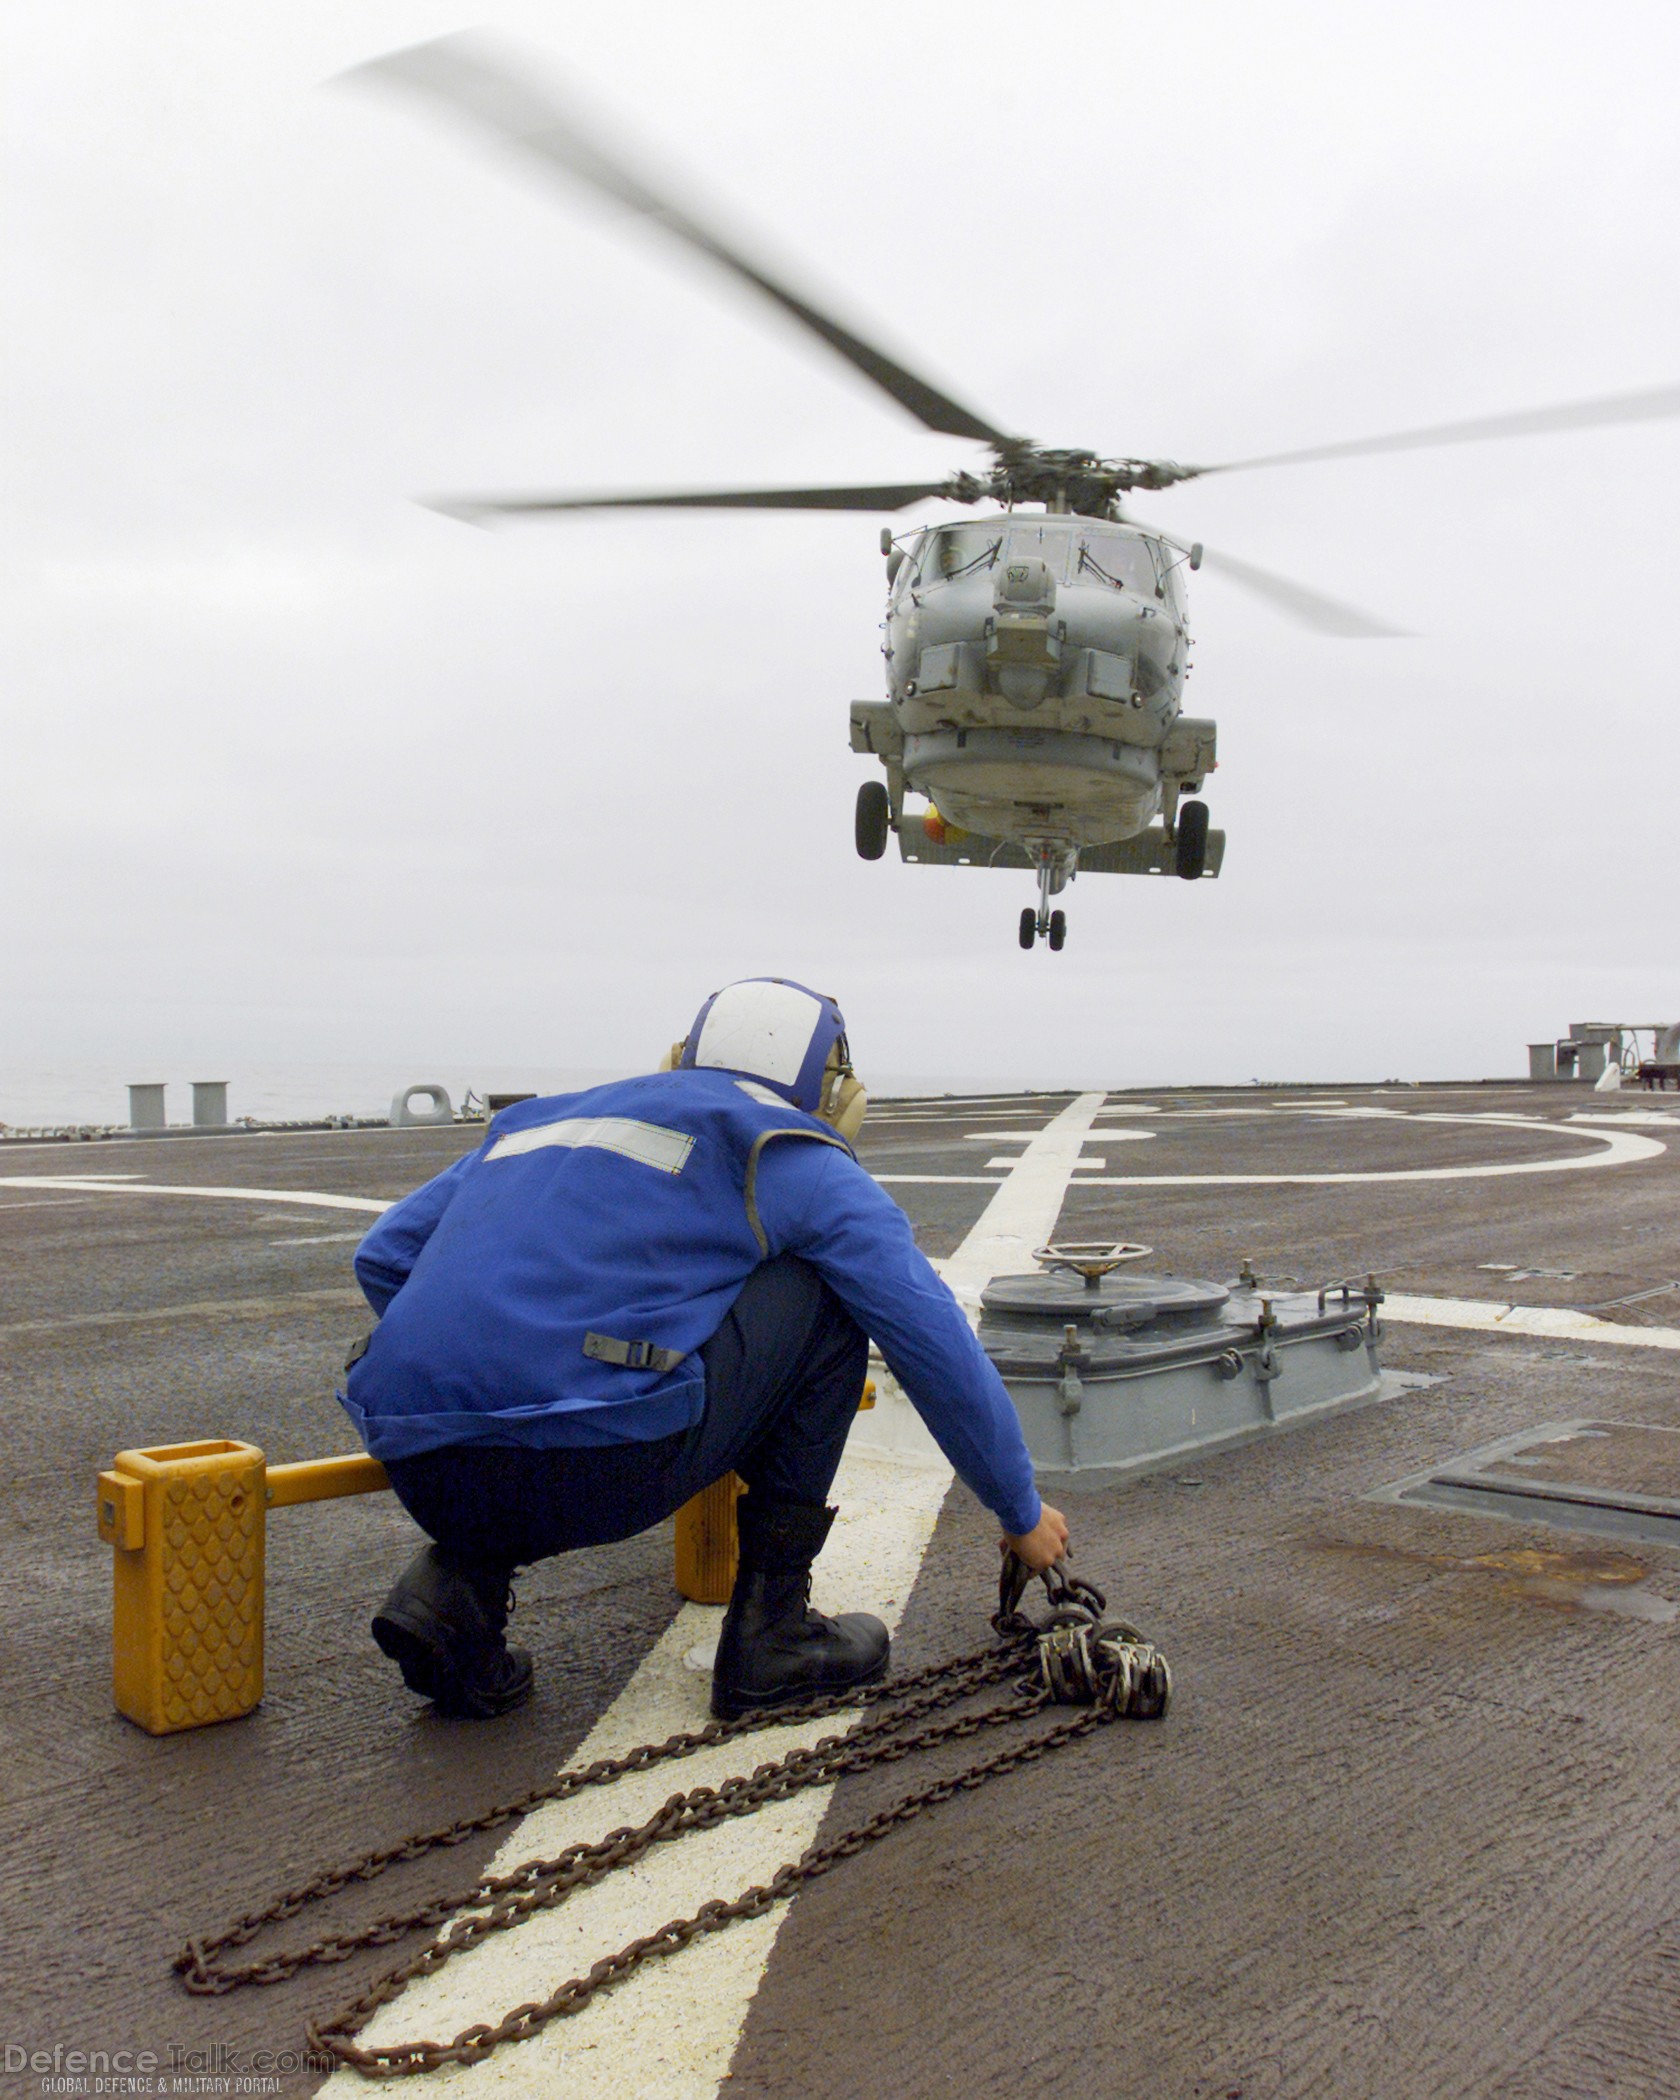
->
<box><xmin>875</xmin><ymin>1173</ymin><xmax>1003</xmax><ymax>1186</ymax></box>
<box><xmin>1568</xmin><ymin>1108</ymin><xmax>1680</xmax><ymax>1127</ymax></box>
<box><xmin>964</xmin><ymin>1128</ymin><xmax>1155</xmax><ymax>1144</ymax></box>
<box><xmin>0</xmin><ymin>1175</ymin><xmax>389</xmax><ymax>1212</ymax></box>
<box><xmin>1385</xmin><ymin>1295</ymin><xmax>1680</xmax><ymax>1351</ymax></box>
<box><xmin>1072</xmin><ymin>1115</ymin><xmax>1664</xmax><ymax>1185</ymax></box>
<box><xmin>326</xmin><ymin>1092</ymin><xmax>1108</xmax><ymax>2098</ymax></box>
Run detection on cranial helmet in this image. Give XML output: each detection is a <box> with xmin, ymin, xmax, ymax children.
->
<box><xmin>664</xmin><ymin>977</ymin><xmax>867</xmax><ymax>1141</ymax></box>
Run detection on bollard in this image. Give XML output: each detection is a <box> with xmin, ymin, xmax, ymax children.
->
<box><xmin>97</xmin><ymin>1440</ymin><xmax>389</xmax><ymax>1735</ymax></box>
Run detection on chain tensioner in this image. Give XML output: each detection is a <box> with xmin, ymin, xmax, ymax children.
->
<box><xmin>174</xmin><ymin>1557</ymin><xmax>1170</xmax><ymax>2077</ymax></box>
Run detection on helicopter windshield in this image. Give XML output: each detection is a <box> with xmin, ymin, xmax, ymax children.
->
<box><xmin>1005</xmin><ymin>522</ymin><xmax>1072</xmax><ymax>579</ymax></box>
<box><xmin>921</xmin><ymin>525</ymin><xmax>1004</xmax><ymax>584</ymax></box>
<box><xmin>1074</xmin><ymin>531</ymin><xmax>1160</xmax><ymax>595</ymax></box>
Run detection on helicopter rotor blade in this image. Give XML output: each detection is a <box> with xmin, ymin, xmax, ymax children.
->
<box><xmin>1130</xmin><ymin>519</ymin><xmax>1407</xmax><ymax>638</ymax></box>
<box><xmin>345</xmin><ymin>34</ymin><xmax>1012</xmax><ymax>449</ymax></box>
<box><xmin>1196</xmin><ymin>547</ymin><xmax>1407</xmax><ymax>637</ymax></box>
<box><xmin>427</xmin><ymin>481</ymin><xmax>955</xmax><ymax>523</ymax></box>
<box><xmin>1181</xmin><ymin>381</ymin><xmax>1680</xmax><ymax>479</ymax></box>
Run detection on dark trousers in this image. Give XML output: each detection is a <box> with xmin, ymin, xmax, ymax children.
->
<box><xmin>382</xmin><ymin>1255</ymin><xmax>867</xmax><ymax>1573</ymax></box>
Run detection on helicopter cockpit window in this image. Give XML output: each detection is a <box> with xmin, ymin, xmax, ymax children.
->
<box><xmin>892</xmin><ymin>533</ymin><xmax>928</xmax><ymax>598</ymax></box>
<box><xmin>1075</xmin><ymin>532</ymin><xmax>1161</xmax><ymax>596</ymax></box>
<box><xmin>1005</xmin><ymin>524</ymin><xmax>1072</xmax><ymax>579</ymax></box>
<box><xmin>922</xmin><ymin>525</ymin><xmax>1004</xmax><ymax>584</ymax></box>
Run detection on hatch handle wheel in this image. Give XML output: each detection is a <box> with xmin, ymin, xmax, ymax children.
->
<box><xmin>1034</xmin><ymin>1241</ymin><xmax>1153</xmax><ymax>1288</ymax></box>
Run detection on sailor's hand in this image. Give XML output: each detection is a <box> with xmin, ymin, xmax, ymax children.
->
<box><xmin>1003</xmin><ymin>1503</ymin><xmax>1069</xmax><ymax>1573</ymax></box>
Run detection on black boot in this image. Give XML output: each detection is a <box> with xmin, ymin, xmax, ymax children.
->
<box><xmin>372</xmin><ymin>1544</ymin><xmax>534</xmax><ymax>1719</ymax></box>
<box><xmin>711</xmin><ymin>1498</ymin><xmax>889</xmax><ymax>1720</ymax></box>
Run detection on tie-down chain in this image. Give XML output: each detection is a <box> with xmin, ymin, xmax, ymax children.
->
<box><xmin>175</xmin><ymin>1558</ymin><xmax>1171</xmax><ymax>2077</ymax></box>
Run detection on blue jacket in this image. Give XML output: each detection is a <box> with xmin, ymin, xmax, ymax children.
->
<box><xmin>343</xmin><ymin>1069</ymin><xmax>1041</xmax><ymax>1536</ymax></box>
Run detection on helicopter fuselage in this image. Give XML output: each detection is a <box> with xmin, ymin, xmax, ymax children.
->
<box><xmin>855</xmin><ymin>514</ymin><xmax>1217</xmax><ymax>859</ymax></box>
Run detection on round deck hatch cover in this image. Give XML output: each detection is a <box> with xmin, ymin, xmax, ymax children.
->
<box><xmin>980</xmin><ymin>1272</ymin><xmax>1231</xmax><ymax>1327</ymax></box>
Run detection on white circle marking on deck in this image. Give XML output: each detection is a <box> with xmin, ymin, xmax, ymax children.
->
<box><xmin>1062</xmin><ymin>1114</ymin><xmax>1665</xmax><ymax>1186</ymax></box>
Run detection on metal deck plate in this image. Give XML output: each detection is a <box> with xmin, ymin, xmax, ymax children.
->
<box><xmin>1372</xmin><ymin>1419</ymin><xmax>1680</xmax><ymax>1549</ymax></box>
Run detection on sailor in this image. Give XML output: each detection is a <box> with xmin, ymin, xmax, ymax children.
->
<box><xmin>342</xmin><ymin>977</ymin><xmax>1068</xmax><ymax>1720</ymax></box>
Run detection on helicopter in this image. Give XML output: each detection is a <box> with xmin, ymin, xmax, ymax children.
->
<box><xmin>351</xmin><ymin>35</ymin><xmax>1680</xmax><ymax>952</ymax></box>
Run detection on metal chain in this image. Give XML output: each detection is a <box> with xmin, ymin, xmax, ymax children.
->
<box><xmin>175</xmin><ymin>1561</ymin><xmax>1170</xmax><ymax>2079</ymax></box>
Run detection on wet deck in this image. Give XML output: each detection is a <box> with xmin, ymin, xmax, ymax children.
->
<box><xmin>4</xmin><ymin>1082</ymin><xmax>1678</xmax><ymax>2099</ymax></box>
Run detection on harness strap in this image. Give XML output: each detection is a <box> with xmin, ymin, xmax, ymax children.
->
<box><xmin>582</xmin><ymin>1331</ymin><xmax>687</xmax><ymax>1375</ymax></box>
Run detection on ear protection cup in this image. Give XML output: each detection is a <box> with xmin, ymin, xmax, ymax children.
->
<box><xmin>817</xmin><ymin>1059</ymin><xmax>867</xmax><ymax>1142</ymax></box>
<box><xmin>827</xmin><ymin>1073</ymin><xmax>867</xmax><ymax>1144</ymax></box>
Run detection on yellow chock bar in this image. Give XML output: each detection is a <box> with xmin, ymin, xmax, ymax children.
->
<box><xmin>671</xmin><ymin>1377</ymin><xmax>876</xmax><ymax>1606</ymax></box>
<box><xmin>99</xmin><ymin>1382</ymin><xmax>879</xmax><ymax>1726</ymax></box>
<box><xmin>96</xmin><ymin>1440</ymin><xmax>391</xmax><ymax>1736</ymax></box>
<box><xmin>673</xmin><ymin>1473</ymin><xmax>744</xmax><ymax>1605</ymax></box>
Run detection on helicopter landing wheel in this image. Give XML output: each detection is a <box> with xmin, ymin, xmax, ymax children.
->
<box><xmin>1048</xmin><ymin>909</ymin><xmax>1067</xmax><ymax>951</ymax></box>
<box><xmin>855</xmin><ymin>780</ymin><xmax>890</xmax><ymax>861</ymax></box>
<box><xmin>1018</xmin><ymin>907</ymin><xmax>1037</xmax><ymax>950</ymax></box>
<box><xmin>1175</xmin><ymin>799</ymin><xmax>1209</xmax><ymax>881</ymax></box>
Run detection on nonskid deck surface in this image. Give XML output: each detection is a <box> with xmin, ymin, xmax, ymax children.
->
<box><xmin>4</xmin><ymin>1082</ymin><xmax>1678</xmax><ymax>2099</ymax></box>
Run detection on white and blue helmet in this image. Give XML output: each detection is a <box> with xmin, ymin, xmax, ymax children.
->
<box><xmin>679</xmin><ymin>977</ymin><xmax>850</xmax><ymax>1114</ymax></box>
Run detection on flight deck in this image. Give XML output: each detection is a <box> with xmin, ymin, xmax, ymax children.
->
<box><xmin>4</xmin><ymin>1082</ymin><xmax>1678</xmax><ymax>2100</ymax></box>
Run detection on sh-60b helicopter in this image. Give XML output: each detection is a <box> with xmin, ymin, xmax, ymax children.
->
<box><xmin>352</xmin><ymin>36</ymin><xmax>1680</xmax><ymax>951</ymax></box>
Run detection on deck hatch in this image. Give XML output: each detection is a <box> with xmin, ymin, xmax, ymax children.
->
<box><xmin>1373</xmin><ymin>1418</ymin><xmax>1680</xmax><ymax>1549</ymax></box>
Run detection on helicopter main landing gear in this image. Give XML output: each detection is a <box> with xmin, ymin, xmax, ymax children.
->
<box><xmin>1019</xmin><ymin>852</ymin><xmax>1070</xmax><ymax>950</ymax></box>
<box><xmin>855</xmin><ymin>780</ymin><xmax>890</xmax><ymax>861</ymax></box>
<box><xmin>1174</xmin><ymin>799</ymin><xmax>1209</xmax><ymax>881</ymax></box>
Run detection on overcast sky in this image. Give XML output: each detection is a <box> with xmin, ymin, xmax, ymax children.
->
<box><xmin>5</xmin><ymin>1</ymin><xmax>1678</xmax><ymax>1111</ymax></box>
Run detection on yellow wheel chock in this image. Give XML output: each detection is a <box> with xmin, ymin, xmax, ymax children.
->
<box><xmin>95</xmin><ymin>1381</ymin><xmax>873</xmax><ymax>1733</ymax></box>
